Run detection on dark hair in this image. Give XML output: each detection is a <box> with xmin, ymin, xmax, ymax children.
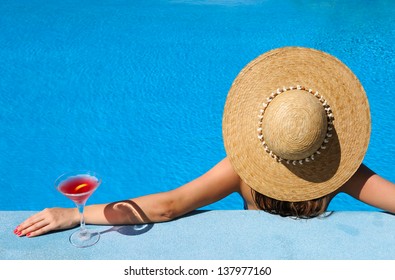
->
<box><xmin>252</xmin><ymin>189</ymin><xmax>331</xmax><ymax>218</ymax></box>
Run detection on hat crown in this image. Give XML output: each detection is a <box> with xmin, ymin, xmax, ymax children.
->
<box><xmin>262</xmin><ymin>90</ymin><xmax>327</xmax><ymax>160</ymax></box>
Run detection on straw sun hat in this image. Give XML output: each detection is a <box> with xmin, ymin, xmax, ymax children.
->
<box><xmin>222</xmin><ymin>47</ymin><xmax>371</xmax><ymax>202</ymax></box>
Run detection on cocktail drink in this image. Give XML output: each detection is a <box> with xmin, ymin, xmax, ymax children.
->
<box><xmin>55</xmin><ymin>171</ymin><xmax>101</xmax><ymax>248</ymax></box>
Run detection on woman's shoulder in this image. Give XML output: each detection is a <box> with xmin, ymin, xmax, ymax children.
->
<box><xmin>238</xmin><ymin>180</ymin><xmax>259</xmax><ymax>210</ymax></box>
<box><xmin>336</xmin><ymin>164</ymin><xmax>395</xmax><ymax>213</ymax></box>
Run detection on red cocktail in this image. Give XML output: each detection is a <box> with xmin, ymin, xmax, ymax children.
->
<box><xmin>58</xmin><ymin>175</ymin><xmax>99</xmax><ymax>205</ymax></box>
<box><xmin>55</xmin><ymin>171</ymin><xmax>101</xmax><ymax>248</ymax></box>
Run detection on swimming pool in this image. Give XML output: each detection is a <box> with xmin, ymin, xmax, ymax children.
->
<box><xmin>0</xmin><ymin>0</ymin><xmax>394</xmax><ymax>211</ymax></box>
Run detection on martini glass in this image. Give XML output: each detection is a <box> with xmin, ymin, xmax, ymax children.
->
<box><xmin>55</xmin><ymin>171</ymin><xmax>101</xmax><ymax>248</ymax></box>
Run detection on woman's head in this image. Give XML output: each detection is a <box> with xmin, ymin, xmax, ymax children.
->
<box><xmin>252</xmin><ymin>189</ymin><xmax>330</xmax><ymax>218</ymax></box>
<box><xmin>223</xmin><ymin>47</ymin><xmax>370</xmax><ymax>203</ymax></box>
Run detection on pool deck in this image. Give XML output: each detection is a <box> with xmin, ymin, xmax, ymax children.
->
<box><xmin>1</xmin><ymin>210</ymin><xmax>395</xmax><ymax>260</ymax></box>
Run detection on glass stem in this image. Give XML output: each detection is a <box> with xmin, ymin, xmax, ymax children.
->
<box><xmin>76</xmin><ymin>203</ymin><xmax>86</xmax><ymax>232</ymax></box>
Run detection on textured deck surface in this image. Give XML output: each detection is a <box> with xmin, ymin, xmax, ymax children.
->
<box><xmin>1</xmin><ymin>210</ymin><xmax>394</xmax><ymax>260</ymax></box>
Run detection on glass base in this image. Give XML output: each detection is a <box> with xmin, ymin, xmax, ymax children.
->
<box><xmin>69</xmin><ymin>228</ymin><xmax>100</xmax><ymax>248</ymax></box>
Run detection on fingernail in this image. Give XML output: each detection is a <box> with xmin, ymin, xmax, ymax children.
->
<box><xmin>17</xmin><ymin>231</ymin><xmax>22</xmax><ymax>236</ymax></box>
<box><xmin>26</xmin><ymin>233</ymin><xmax>31</xmax><ymax>237</ymax></box>
<box><xmin>13</xmin><ymin>229</ymin><xmax>18</xmax><ymax>234</ymax></box>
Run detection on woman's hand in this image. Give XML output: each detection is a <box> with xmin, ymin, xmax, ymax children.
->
<box><xmin>14</xmin><ymin>208</ymin><xmax>80</xmax><ymax>238</ymax></box>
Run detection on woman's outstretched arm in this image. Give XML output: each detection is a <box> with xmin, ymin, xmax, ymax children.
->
<box><xmin>15</xmin><ymin>158</ymin><xmax>240</xmax><ymax>237</ymax></box>
<box><xmin>339</xmin><ymin>164</ymin><xmax>395</xmax><ymax>214</ymax></box>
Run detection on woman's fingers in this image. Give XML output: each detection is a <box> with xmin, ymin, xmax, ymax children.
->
<box><xmin>24</xmin><ymin>223</ymin><xmax>54</xmax><ymax>238</ymax></box>
<box><xmin>14</xmin><ymin>211</ymin><xmax>47</xmax><ymax>236</ymax></box>
<box><xmin>19</xmin><ymin>219</ymin><xmax>51</xmax><ymax>237</ymax></box>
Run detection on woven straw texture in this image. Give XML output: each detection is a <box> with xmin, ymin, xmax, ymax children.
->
<box><xmin>222</xmin><ymin>47</ymin><xmax>371</xmax><ymax>201</ymax></box>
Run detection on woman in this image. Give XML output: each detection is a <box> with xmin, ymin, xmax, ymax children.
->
<box><xmin>14</xmin><ymin>47</ymin><xmax>395</xmax><ymax>238</ymax></box>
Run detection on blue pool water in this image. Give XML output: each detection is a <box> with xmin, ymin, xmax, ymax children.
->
<box><xmin>0</xmin><ymin>0</ymin><xmax>394</xmax><ymax>211</ymax></box>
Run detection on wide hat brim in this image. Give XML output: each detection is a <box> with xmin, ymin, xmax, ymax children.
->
<box><xmin>222</xmin><ymin>47</ymin><xmax>371</xmax><ymax>202</ymax></box>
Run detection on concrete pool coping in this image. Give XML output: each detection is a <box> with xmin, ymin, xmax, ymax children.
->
<box><xmin>1</xmin><ymin>210</ymin><xmax>394</xmax><ymax>260</ymax></box>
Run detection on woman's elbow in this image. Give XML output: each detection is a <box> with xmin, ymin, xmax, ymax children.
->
<box><xmin>151</xmin><ymin>198</ymin><xmax>180</xmax><ymax>222</ymax></box>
